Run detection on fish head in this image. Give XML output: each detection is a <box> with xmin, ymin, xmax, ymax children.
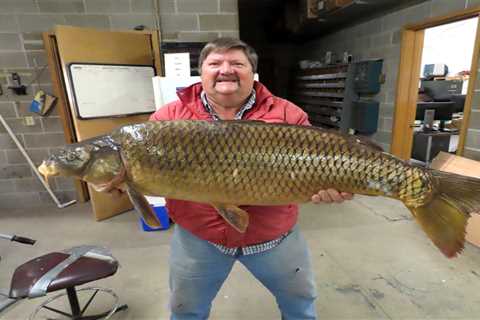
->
<box><xmin>38</xmin><ymin>136</ymin><xmax>124</xmax><ymax>190</ymax></box>
<box><xmin>38</xmin><ymin>143</ymin><xmax>93</xmax><ymax>179</ymax></box>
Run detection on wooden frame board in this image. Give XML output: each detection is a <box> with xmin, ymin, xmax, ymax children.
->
<box><xmin>43</xmin><ymin>32</ymin><xmax>89</xmax><ymax>202</ymax></box>
<box><xmin>43</xmin><ymin>25</ymin><xmax>162</xmax><ymax>221</ymax></box>
<box><xmin>390</xmin><ymin>29</ymin><xmax>424</xmax><ymax>158</ymax></box>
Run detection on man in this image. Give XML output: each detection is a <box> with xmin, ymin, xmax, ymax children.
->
<box><xmin>150</xmin><ymin>37</ymin><xmax>352</xmax><ymax>320</ymax></box>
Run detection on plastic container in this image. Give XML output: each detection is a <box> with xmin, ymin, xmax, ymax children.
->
<box><xmin>141</xmin><ymin>196</ymin><xmax>170</xmax><ymax>231</ymax></box>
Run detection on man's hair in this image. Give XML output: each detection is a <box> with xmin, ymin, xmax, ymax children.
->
<box><xmin>198</xmin><ymin>37</ymin><xmax>258</xmax><ymax>74</ymax></box>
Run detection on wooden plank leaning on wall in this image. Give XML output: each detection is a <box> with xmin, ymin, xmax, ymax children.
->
<box><xmin>42</xmin><ymin>25</ymin><xmax>163</xmax><ymax>221</ymax></box>
<box><xmin>43</xmin><ymin>32</ymin><xmax>89</xmax><ymax>202</ymax></box>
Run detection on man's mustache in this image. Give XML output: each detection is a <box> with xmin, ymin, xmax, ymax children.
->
<box><xmin>215</xmin><ymin>77</ymin><xmax>239</xmax><ymax>82</ymax></box>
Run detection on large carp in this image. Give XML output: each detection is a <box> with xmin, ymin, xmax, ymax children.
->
<box><xmin>38</xmin><ymin>120</ymin><xmax>480</xmax><ymax>258</ymax></box>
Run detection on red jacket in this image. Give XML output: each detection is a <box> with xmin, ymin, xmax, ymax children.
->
<box><xmin>149</xmin><ymin>81</ymin><xmax>310</xmax><ymax>247</ymax></box>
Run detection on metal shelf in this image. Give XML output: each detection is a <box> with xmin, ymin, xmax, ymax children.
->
<box><xmin>297</xmin><ymin>72</ymin><xmax>347</xmax><ymax>81</ymax></box>
<box><xmin>303</xmin><ymin>105</ymin><xmax>341</xmax><ymax>117</ymax></box>
<box><xmin>293</xmin><ymin>63</ymin><xmax>356</xmax><ymax>133</ymax></box>
<box><xmin>294</xmin><ymin>98</ymin><xmax>343</xmax><ymax>108</ymax></box>
<box><xmin>297</xmin><ymin>82</ymin><xmax>345</xmax><ymax>89</ymax></box>
<box><xmin>297</xmin><ymin>91</ymin><xmax>344</xmax><ymax>98</ymax></box>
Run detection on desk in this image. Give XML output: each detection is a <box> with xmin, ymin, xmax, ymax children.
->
<box><xmin>411</xmin><ymin>131</ymin><xmax>458</xmax><ymax>166</ymax></box>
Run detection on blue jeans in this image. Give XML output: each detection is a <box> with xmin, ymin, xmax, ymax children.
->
<box><xmin>169</xmin><ymin>224</ymin><xmax>317</xmax><ymax>320</ymax></box>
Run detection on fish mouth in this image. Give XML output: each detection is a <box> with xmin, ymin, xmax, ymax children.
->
<box><xmin>38</xmin><ymin>161</ymin><xmax>60</xmax><ymax>184</ymax></box>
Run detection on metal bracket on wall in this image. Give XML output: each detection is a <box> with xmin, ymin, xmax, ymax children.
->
<box><xmin>7</xmin><ymin>73</ymin><xmax>27</xmax><ymax>95</ymax></box>
<box><xmin>0</xmin><ymin>72</ymin><xmax>31</xmax><ymax>96</ymax></box>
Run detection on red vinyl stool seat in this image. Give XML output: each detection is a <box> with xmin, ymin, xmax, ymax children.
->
<box><xmin>8</xmin><ymin>249</ymin><xmax>127</xmax><ymax>319</ymax></box>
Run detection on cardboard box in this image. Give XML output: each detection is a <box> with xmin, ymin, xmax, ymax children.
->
<box><xmin>430</xmin><ymin>152</ymin><xmax>480</xmax><ymax>247</ymax></box>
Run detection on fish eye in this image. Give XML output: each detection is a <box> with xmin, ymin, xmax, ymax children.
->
<box><xmin>66</xmin><ymin>153</ymin><xmax>77</xmax><ymax>161</ymax></box>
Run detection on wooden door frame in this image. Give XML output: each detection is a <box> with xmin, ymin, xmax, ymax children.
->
<box><xmin>391</xmin><ymin>7</ymin><xmax>480</xmax><ymax>159</ymax></box>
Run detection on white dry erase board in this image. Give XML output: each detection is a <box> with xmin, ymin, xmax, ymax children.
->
<box><xmin>68</xmin><ymin>63</ymin><xmax>156</xmax><ymax>119</ymax></box>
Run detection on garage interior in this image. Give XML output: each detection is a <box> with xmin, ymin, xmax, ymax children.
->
<box><xmin>2</xmin><ymin>0</ymin><xmax>480</xmax><ymax>319</ymax></box>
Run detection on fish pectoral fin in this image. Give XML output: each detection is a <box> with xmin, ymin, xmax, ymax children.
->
<box><xmin>92</xmin><ymin>168</ymin><xmax>127</xmax><ymax>193</ymax></box>
<box><xmin>212</xmin><ymin>204</ymin><xmax>249</xmax><ymax>233</ymax></box>
<box><xmin>126</xmin><ymin>184</ymin><xmax>163</xmax><ymax>228</ymax></box>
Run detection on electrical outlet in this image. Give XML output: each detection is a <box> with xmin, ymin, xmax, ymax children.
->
<box><xmin>24</xmin><ymin>116</ymin><xmax>35</xmax><ymax>126</ymax></box>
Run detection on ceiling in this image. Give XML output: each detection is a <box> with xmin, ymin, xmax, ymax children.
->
<box><xmin>239</xmin><ymin>0</ymin><xmax>429</xmax><ymax>42</ymax></box>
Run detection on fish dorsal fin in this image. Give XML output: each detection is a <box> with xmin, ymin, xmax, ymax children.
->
<box><xmin>212</xmin><ymin>204</ymin><xmax>249</xmax><ymax>233</ymax></box>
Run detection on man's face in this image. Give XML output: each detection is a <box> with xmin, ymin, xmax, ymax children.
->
<box><xmin>200</xmin><ymin>48</ymin><xmax>254</xmax><ymax>102</ymax></box>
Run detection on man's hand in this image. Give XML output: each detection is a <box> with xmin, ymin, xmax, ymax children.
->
<box><xmin>311</xmin><ymin>189</ymin><xmax>353</xmax><ymax>204</ymax></box>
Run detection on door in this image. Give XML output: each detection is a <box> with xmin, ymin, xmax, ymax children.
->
<box><xmin>43</xmin><ymin>25</ymin><xmax>161</xmax><ymax>221</ymax></box>
<box><xmin>391</xmin><ymin>9</ymin><xmax>480</xmax><ymax>161</ymax></box>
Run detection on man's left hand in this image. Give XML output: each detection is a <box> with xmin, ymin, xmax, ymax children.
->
<box><xmin>311</xmin><ymin>189</ymin><xmax>353</xmax><ymax>204</ymax></box>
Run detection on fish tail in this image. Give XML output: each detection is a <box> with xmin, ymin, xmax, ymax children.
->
<box><xmin>408</xmin><ymin>170</ymin><xmax>480</xmax><ymax>258</ymax></box>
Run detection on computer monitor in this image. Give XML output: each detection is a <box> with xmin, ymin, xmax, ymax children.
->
<box><xmin>415</xmin><ymin>102</ymin><xmax>455</xmax><ymax>121</ymax></box>
<box><xmin>420</xmin><ymin>80</ymin><xmax>463</xmax><ymax>101</ymax></box>
<box><xmin>450</xmin><ymin>94</ymin><xmax>466</xmax><ymax>113</ymax></box>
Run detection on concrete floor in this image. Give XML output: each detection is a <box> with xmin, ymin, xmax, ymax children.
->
<box><xmin>1</xmin><ymin>195</ymin><xmax>480</xmax><ymax>319</ymax></box>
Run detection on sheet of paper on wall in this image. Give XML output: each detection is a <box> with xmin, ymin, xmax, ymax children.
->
<box><xmin>164</xmin><ymin>53</ymin><xmax>191</xmax><ymax>78</ymax></box>
<box><xmin>449</xmin><ymin>134</ymin><xmax>459</xmax><ymax>152</ymax></box>
<box><xmin>151</xmin><ymin>76</ymin><xmax>201</xmax><ymax>109</ymax></box>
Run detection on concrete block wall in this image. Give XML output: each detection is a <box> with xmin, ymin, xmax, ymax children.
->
<box><xmin>299</xmin><ymin>0</ymin><xmax>480</xmax><ymax>152</ymax></box>
<box><xmin>0</xmin><ymin>0</ymin><xmax>239</xmax><ymax>209</ymax></box>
